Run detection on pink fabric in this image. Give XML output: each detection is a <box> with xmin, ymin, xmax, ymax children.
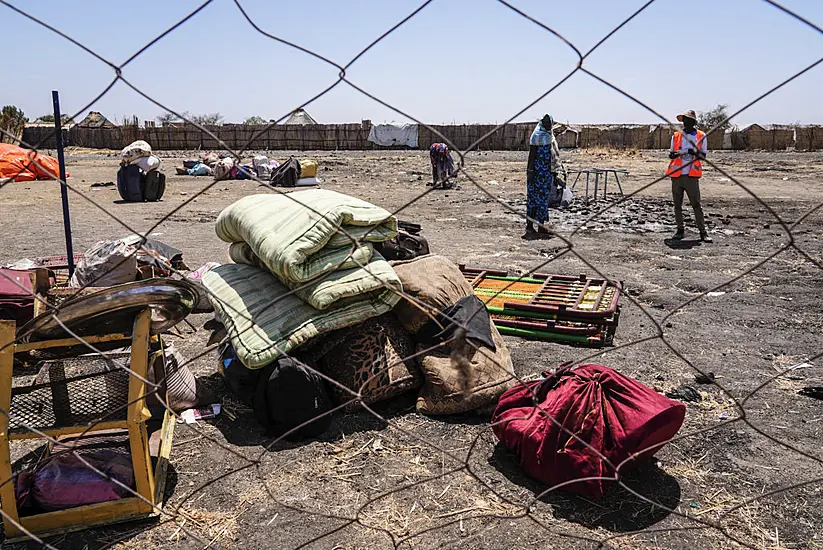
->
<box><xmin>16</xmin><ymin>450</ymin><xmax>134</xmax><ymax>512</ymax></box>
<box><xmin>492</xmin><ymin>364</ymin><xmax>686</xmax><ymax>497</ymax></box>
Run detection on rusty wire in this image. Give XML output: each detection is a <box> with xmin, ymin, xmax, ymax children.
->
<box><xmin>0</xmin><ymin>0</ymin><xmax>821</xmax><ymax>548</ymax></box>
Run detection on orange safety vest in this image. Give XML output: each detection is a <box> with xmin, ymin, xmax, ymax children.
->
<box><xmin>666</xmin><ymin>130</ymin><xmax>705</xmax><ymax>178</ymax></box>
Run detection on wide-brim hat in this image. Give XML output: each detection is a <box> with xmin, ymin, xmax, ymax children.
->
<box><xmin>677</xmin><ymin>109</ymin><xmax>697</xmax><ymax>122</ymax></box>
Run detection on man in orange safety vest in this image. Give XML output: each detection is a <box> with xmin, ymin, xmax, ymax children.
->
<box><xmin>666</xmin><ymin>109</ymin><xmax>712</xmax><ymax>243</ymax></box>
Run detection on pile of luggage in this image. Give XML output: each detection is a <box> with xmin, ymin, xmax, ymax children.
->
<box><xmin>116</xmin><ymin>141</ymin><xmax>165</xmax><ymax>202</ymax></box>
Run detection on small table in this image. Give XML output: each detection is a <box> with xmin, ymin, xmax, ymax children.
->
<box><xmin>568</xmin><ymin>168</ymin><xmax>627</xmax><ymax>203</ymax></box>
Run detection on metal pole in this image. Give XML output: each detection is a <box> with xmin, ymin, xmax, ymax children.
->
<box><xmin>52</xmin><ymin>91</ymin><xmax>75</xmax><ymax>277</ymax></box>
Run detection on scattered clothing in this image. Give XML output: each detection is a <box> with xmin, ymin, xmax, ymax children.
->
<box><xmin>492</xmin><ymin>364</ymin><xmax>686</xmax><ymax>497</ymax></box>
<box><xmin>416</xmin><ymin>295</ymin><xmax>495</xmax><ymax>350</ymax></box>
<box><xmin>368</xmin><ymin>123</ymin><xmax>419</xmax><ymax>147</ymax></box>
<box><xmin>186</xmin><ymin>162</ymin><xmax>213</xmax><ymax>177</ymax></box>
<box><xmin>295</xmin><ymin>177</ymin><xmax>320</xmax><ymax>186</ymax></box>
<box><xmin>694</xmin><ymin>372</ymin><xmax>716</xmax><ymax>384</ymax></box>
<box><xmin>213</xmin><ymin>157</ymin><xmax>235</xmax><ymax>181</ymax></box>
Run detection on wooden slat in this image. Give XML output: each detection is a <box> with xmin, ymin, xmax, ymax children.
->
<box><xmin>9</xmin><ymin>421</ymin><xmax>129</xmax><ymax>441</ymax></box>
<box><xmin>14</xmin><ymin>332</ymin><xmax>133</xmax><ymax>353</ymax></box>
<box><xmin>153</xmin><ymin>409</ymin><xmax>175</xmax><ymax>505</ymax></box>
<box><xmin>7</xmin><ymin>497</ymin><xmax>148</xmax><ymax>542</ymax></box>
<box><xmin>0</xmin><ymin>320</ymin><xmax>20</xmax><ymax>533</ymax></box>
<box><xmin>127</xmin><ymin>309</ymin><xmax>155</xmax><ymax>514</ymax></box>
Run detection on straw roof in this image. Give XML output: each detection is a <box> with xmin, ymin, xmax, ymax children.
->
<box><xmin>283</xmin><ymin>109</ymin><xmax>319</xmax><ymax>125</ymax></box>
<box><xmin>75</xmin><ymin>111</ymin><xmax>115</xmax><ymax>128</ymax></box>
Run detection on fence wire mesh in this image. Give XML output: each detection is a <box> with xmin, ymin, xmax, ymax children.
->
<box><xmin>0</xmin><ymin>0</ymin><xmax>822</xmax><ymax>548</ymax></box>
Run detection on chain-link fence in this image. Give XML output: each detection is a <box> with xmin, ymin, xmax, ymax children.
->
<box><xmin>0</xmin><ymin>0</ymin><xmax>822</xmax><ymax>548</ymax></box>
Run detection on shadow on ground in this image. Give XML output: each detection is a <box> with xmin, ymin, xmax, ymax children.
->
<box><xmin>489</xmin><ymin>443</ymin><xmax>681</xmax><ymax>533</ymax></box>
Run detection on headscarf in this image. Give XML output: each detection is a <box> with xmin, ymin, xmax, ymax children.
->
<box><xmin>529</xmin><ymin>114</ymin><xmax>554</xmax><ymax>146</ymax></box>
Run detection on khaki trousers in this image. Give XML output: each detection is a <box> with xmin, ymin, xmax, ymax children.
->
<box><xmin>671</xmin><ymin>175</ymin><xmax>705</xmax><ymax>233</ymax></box>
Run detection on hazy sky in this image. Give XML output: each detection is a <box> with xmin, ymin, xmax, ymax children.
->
<box><xmin>3</xmin><ymin>0</ymin><xmax>822</xmax><ymax>126</ymax></box>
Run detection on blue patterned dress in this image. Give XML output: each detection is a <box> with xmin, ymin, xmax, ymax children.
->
<box><xmin>527</xmin><ymin>144</ymin><xmax>553</xmax><ymax>223</ymax></box>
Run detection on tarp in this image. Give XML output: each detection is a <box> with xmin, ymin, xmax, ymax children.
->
<box><xmin>368</xmin><ymin>123</ymin><xmax>419</xmax><ymax>147</ymax></box>
<box><xmin>0</xmin><ymin>143</ymin><xmax>67</xmax><ymax>182</ymax></box>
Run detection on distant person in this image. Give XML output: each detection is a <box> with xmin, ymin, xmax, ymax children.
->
<box><xmin>667</xmin><ymin>109</ymin><xmax>711</xmax><ymax>243</ymax></box>
<box><xmin>429</xmin><ymin>143</ymin><xmax>456</xmax><ymax>188</ymax></box>
<box><xmin>525</xmin><ymin>114</ymin><xmax>566</xmax><ymax>239</ymax></box>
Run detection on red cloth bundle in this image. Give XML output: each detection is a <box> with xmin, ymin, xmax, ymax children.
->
<box><xmin>492</xmin><ymin>364</ymin><xmax>686</xmax><ymax>497</ymax></box>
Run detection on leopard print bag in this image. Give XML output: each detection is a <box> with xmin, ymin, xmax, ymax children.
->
<box><xmin>319</xmin><ymin>314</ymin><xmax>423</xmax><ymax>410</ymax></box>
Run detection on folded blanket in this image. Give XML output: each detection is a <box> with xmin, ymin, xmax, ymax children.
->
<box><xmin>203</xmin><ymin>264</ymin><xmax>400</xmax><ymax>369</ymax></box>
<box><xmin>216</xmin><ymin>190</ymin><xmax>398</xmax><ymax>283</ymax></box>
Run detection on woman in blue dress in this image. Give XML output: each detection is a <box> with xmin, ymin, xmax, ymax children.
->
<box><xmin>525</xmin><ymin>114</ymin><xmax>566</xmax><ymax>238</ymax></box>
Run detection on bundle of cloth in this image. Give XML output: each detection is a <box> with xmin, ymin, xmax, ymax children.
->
<box><xmin>121</xmin><ymin>140</ymin><xmax>161</xmax><ymax>174</ymax></box>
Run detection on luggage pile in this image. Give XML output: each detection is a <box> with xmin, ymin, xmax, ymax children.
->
<box><xmin>460</xmin><ymin>266</ymin><xmax>622</xmax><ymax>347</ymax></box>
<box><xmin>202</xmin><ymin>189</ymin><xmax>515</xmax><ymax>440</ymax></box>
<box><xmin>173</xmin><ymin>153</ymin><xmax>321</xmax><ymax>187</ymax></box>
<box><xmin>117</xmin><ymin>140</ymin><xmax>165</xmax><ymax>202</ymax></box>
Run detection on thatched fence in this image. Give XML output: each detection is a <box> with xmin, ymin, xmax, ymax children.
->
<box><xmin>20</xmin><ymin>122</ymin><xmax>823</xmax><ymax>152</ymax></box>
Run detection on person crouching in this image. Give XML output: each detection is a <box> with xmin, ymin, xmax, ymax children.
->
<box><xmin>429</xmin><ymin>143</ymin><xmax>457</xmax><ymax>188</ymax></box>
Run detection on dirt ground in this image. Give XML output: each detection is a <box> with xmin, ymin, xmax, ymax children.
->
<box><xmin>1</xmin><ymin>148</ymin><xmax>822</xmax><ymax>550</ymax></box>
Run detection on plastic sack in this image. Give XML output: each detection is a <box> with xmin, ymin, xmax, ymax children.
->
<box><xmin>69</xmin><ymin>240</ymin><xmax>138</xmax><ymax>288</ymax></box>
<box><xmin>253</xmin><ymin>155</ymin><xmax>271</xmax><ymax>179</ymax></box>
<box><xmin>130</xmin><ymin>155</ymin><xmax>161</xmax><ymax>173</ymax></box>
<box><xmin>15</xmin><ymin>450</ymin><xmax>134</xmax><ymax>512</ymax></box>
<box><xmin>561</xmin><ymin>186</ymin><xmax>574</xmax><ymax>207</ymax></box>
<box><xmin>299</xmin><ymin>159</ymin><xmax>318</xmax><ymax>178</ymax></box>
<box><xmin>120</xmin><ymin>140</ymin><xmax>152</xmax><ymax>163</ymax></box>
<box><xmin>492</xmin><ymin>364</ymin><xmax>686</xmax><ymax>497</ymax></box>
